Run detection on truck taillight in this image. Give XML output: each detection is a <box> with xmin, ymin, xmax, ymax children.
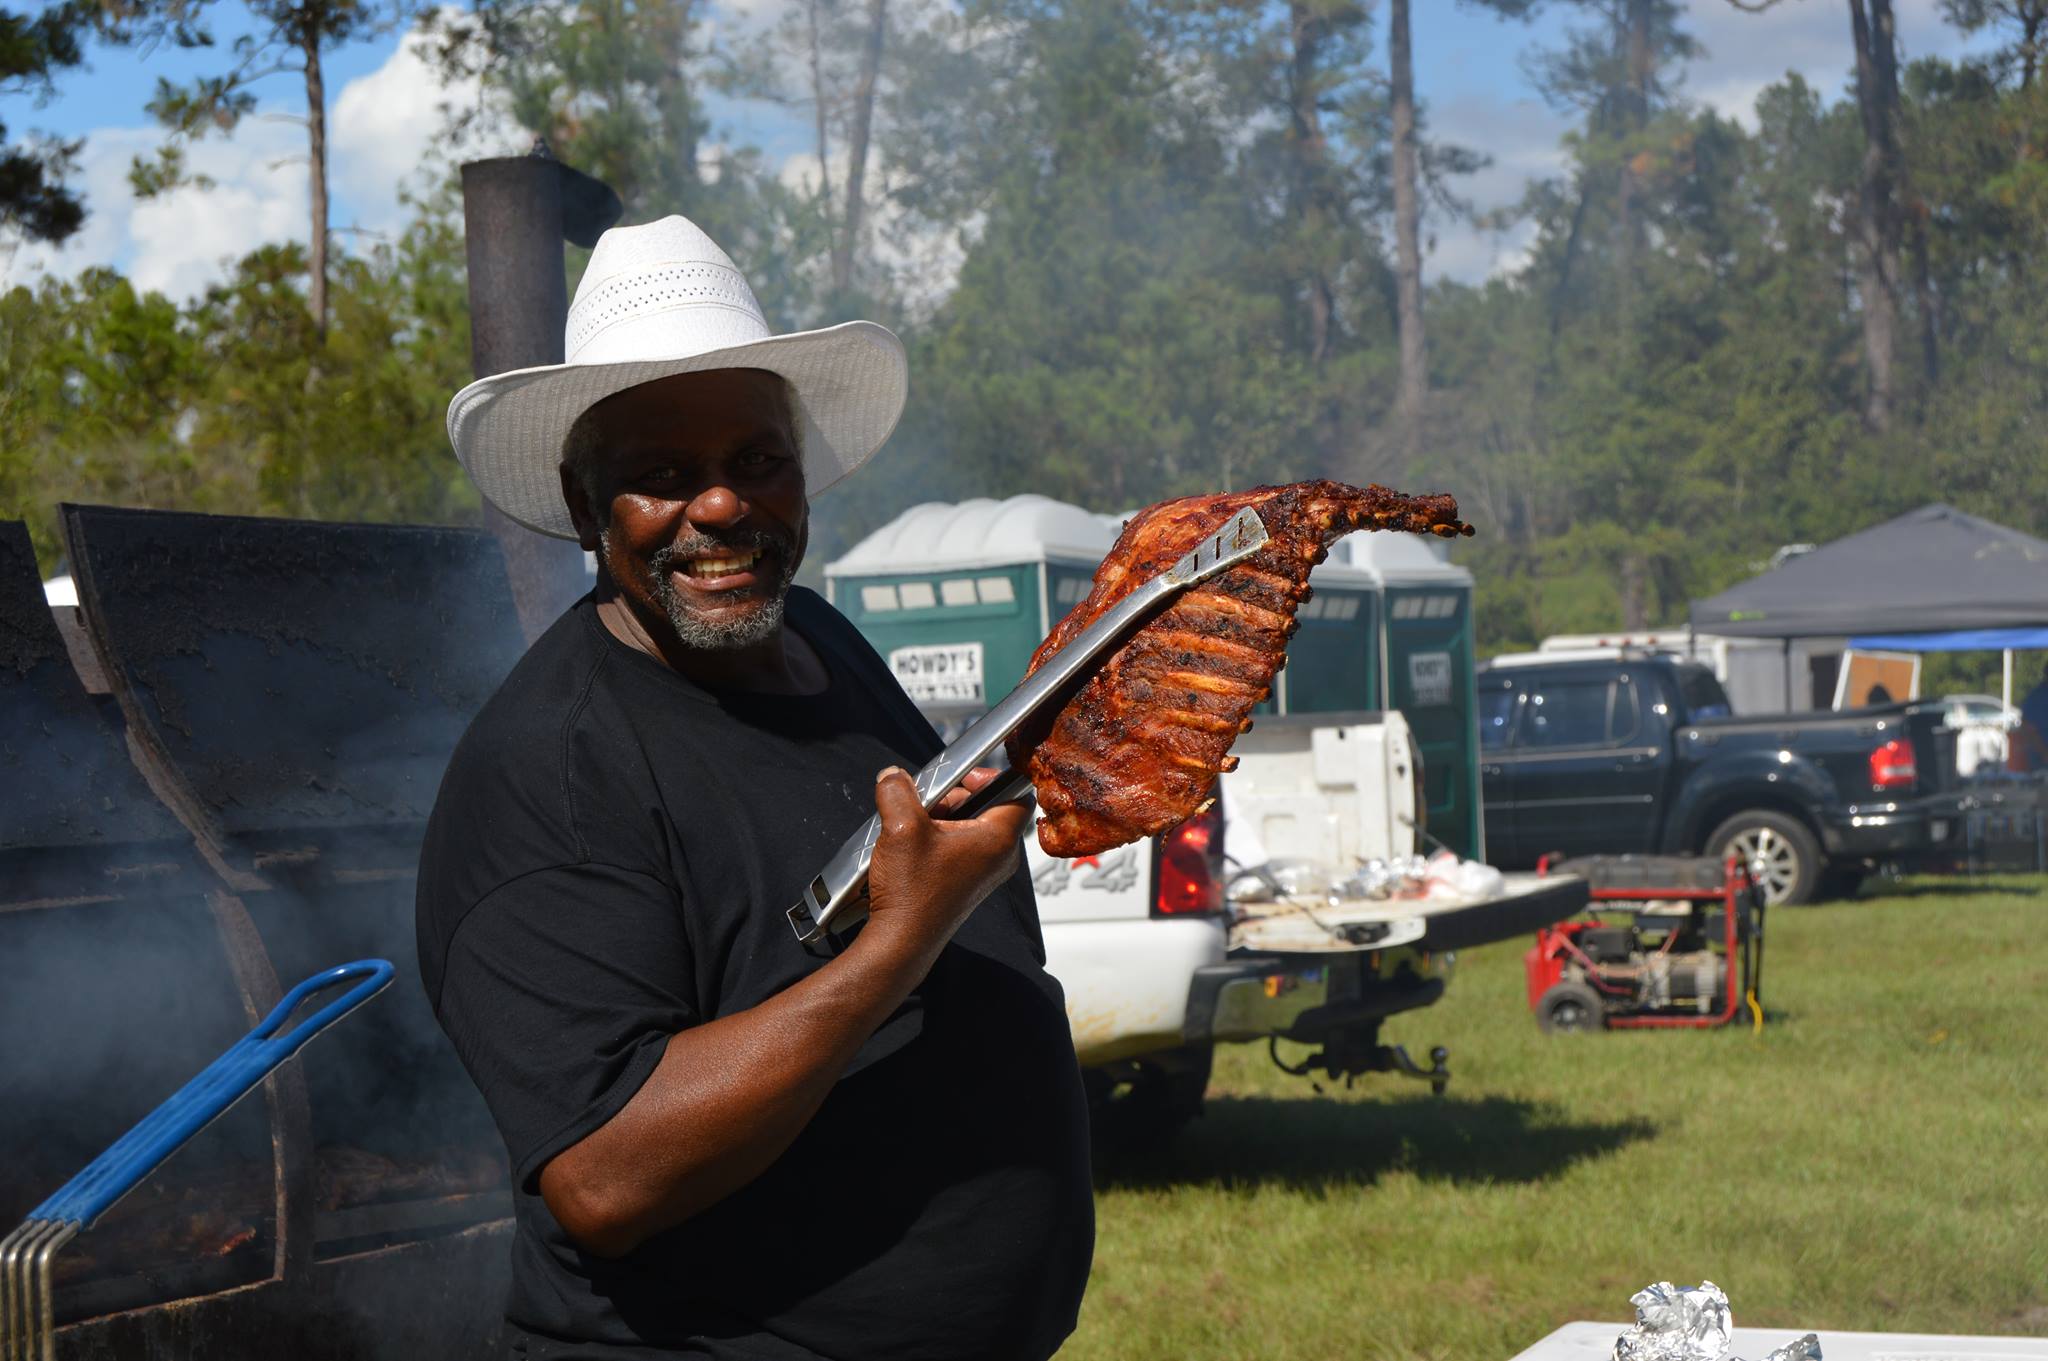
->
<box><xmin>1869</xmin><ymin>737</ymin><xmax>1917</xmax><ymax>791</ymax></box>
<box><xmin>1154</xmin><ymin>801</ymin><xmax>1224</xmax><ymax>916</ymax></box>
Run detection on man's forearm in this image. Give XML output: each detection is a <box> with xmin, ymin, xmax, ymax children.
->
<box><xmin>538</xmin><ymin>920</ymin><xmax>939</xmax><ymax>1257</ymax></box>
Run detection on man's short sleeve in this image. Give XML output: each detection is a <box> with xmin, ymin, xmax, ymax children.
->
<box><xmin>436</xmin><ymin>862</ymin><xmax>696</xmax><ymax>1189</ymax></box>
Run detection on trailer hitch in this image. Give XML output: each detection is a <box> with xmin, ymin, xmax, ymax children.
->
<box><xmin>1269</xmin><ymin>1033</ymin><xmax>1450</xmax><ymax>1096</ymax></box>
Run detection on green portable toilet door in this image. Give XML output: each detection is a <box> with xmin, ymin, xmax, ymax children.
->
<box><xmin>1273</xmin><ymin>588</ymin><xmax>1379</xmax><ymax>714</ymax></box>
<box><xmin>836</xmin><ymin>564</ymin><xmax>1042</xmax><ymax>719</ymax></box>
<box><xmin>1384</xmin><ymin>585</ymin><xmax>1480</xmax><ymax>859</ymax></box>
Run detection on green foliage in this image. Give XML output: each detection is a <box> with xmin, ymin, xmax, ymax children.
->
<box><xmin>8</xmin><ymin>0</ymin><xmax>2048</xmax><ymax>679</ymax></box>
<box><xmin>1939</xmin><ymin>0</ymin><xmax>2048</xmax><ymax>88</ymax></box>
<box><xmin>428</xmin><ymin>0</ymin><xmax>815</xmax><ymax>320</ymax></box>
<box><xmin>808</xmin><ymin>0</ymin><xmax>1487</xmax><ymax>570</ymax></box>
<box><xmin>126</xmin><ymin>140</ymin><xmax>212</xmax><ymax>196</ymax></box>
<box><xmin>0</xmin><ymin>192</ymin><xmax>476</xmax><ymax>569</ymax></box>
<box><xmin>117</xmin><ymin>0</ymin><xmax>383</xmax><ymax>201</ymax></box>
<box><xmin>1435</xmin><ymin>35</ymin><xmax>2048</xmax><ymax>649</ymax></box>
<box><xmin>0</xmin><ymin>2</ymin><xmax>92</xmax><ymax>241</ymax></box>
<box><xmin>184</xmin><ymin>228</ymin><xmax>476</xmax><ymax>522</ymax></box>
<box><xmin>893</xmin><ymin>0</ymin><xmax>1330</xmax><ymax>496</ymax></box>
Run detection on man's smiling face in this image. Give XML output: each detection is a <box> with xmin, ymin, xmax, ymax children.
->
<box><xmin>561</xmin><ymin>368</ymin><xmax>807</xmax><ymax>654</ymax></box>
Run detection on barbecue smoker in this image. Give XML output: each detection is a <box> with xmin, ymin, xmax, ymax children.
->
<box><xmin>0</xmin><ymin>149</ymin><xmax>622</xmax><ymax>1360</ymax></box>
<box><xmin>1</xmin><ymin>510</ymin><xmax>527</xmax><ymax>1359</ymax></box>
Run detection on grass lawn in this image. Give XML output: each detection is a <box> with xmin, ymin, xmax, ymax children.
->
<box><xmin>1064</xmin><ymin>875</ymin><xmax>2048</xmax><ymax>1361</ymax></box>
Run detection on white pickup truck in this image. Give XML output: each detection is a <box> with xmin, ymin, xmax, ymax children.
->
<box><xmin>1032</xmin><ymin>709</ymin><xmax>1586</xmax><ymax>1145</ymax></box>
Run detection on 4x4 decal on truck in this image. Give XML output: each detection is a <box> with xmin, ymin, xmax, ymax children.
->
<box><xmin>1030</xmin><ymin>845</ymin><xmax>1141</xmax><ymax>896</ymax></box>
<box><xmin>1078</xmin><ymin>846</ymin><xmax>1140</xmax><ymax>893</ymax></box>
<box><xmin>1031</xmin><ymin>856</ymin><xmax>1072</xmax><ymax>896</ymax></box>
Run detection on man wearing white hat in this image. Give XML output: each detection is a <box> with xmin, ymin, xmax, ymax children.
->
<box><xmin>417</xmin><ymin>216</ymin><xmax>1093</xmax><ymax>1360</ymax></box>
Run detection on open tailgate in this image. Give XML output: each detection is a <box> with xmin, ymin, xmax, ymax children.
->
<box><xmin>1229</xmin><ymin>872</ymin><xmax>1588</xmax><ymax>956</ymax></box>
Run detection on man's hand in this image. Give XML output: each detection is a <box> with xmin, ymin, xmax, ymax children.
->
<box><xmin>861</xmin><ymin>766</ymin><xmax>1030</xmax><ymax>972</ymax></box>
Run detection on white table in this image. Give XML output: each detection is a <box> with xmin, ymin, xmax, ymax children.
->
<box><xmin>1512</xmin><ymin>1321</ymin><xmax>2048</xmax><ymax>1361</ymax></box>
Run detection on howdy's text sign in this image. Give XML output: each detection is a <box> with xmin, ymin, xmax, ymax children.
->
<box><xmin>890</xmin><ymin>642</ymin><xmax>986</xmax><ymax>706</ymax></box>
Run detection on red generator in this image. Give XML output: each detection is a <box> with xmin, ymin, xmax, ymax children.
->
<box><xmin>1526</xmin><ymin>855</ymin><xmax>1766</xmax><ymax>1032</ymax></box>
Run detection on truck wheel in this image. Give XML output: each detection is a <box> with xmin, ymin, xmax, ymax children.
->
<box><xmin>1708</xmin><ymin>810</ymin><xmax>1821</xmax><ymax>907</ymax></box>
<box><xmin>1536</xmin><ymin>980</ymin><xmax>1605</xmax><ymax>1034</ymax></box>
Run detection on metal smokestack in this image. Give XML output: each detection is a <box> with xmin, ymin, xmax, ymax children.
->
<box><xmin>459</xmin><ymin>140</ymin><xmax>623</xmax><ymax>641</ymax></box>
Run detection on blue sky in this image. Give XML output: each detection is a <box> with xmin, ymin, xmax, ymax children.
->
<box><xmin>0</xmin><ymin>0</ymin><xmax>1994</xmax><ymax>297</ymax></box>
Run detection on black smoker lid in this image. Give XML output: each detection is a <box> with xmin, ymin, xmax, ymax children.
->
<box><xmin>0</xmin><ymin>519</ymin><xmax>184</xmax><ymax>856</ymax></box>
<box><xmin>60</xmin><ymin>505</ymin><xmax>526</xmax><ymax>858</ymax></box>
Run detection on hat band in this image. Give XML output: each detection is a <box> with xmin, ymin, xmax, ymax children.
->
<box><xmin>570</xmin><ymin>304</ymin><xmax>778</xmax><ymax>367</ymax></box>
<box><xmin>565</xmin><ymin>259</ymin><xmax>767</xmax><ymax>361</ymax></box>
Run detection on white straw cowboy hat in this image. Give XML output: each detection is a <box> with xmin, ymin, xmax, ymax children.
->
<box><xmin>447</xmin><ymin>215</ymin><xmax>909</xmax><ymax>539</ymax></box>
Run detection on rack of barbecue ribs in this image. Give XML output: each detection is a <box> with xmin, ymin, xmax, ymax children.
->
<box><xmin>1006</xmin><ymin>479</ymin><xmax>1471</xmax><ymax>858</ymax></box>
<box><xmin>788</xmin><ymin>481</ymin><xmax>1468</xmax><ymax>943</ymax></box>
<box><xmin>789</xmin><ymin>504</ymin><xmax>1278</xmax><ymax>941</ymax></box>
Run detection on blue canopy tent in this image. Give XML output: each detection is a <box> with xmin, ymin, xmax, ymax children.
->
<box><xmin>1848</xmin><ymin>628</ymin><xmax>2048</xmax><ymax>708</ymax></box>
<box><xmin>1849</xmin><ymin>628</ymin><xmax>2048</xmax><ymax>652</ymax></box>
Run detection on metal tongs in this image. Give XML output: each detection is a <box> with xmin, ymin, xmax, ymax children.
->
<box><xmin>788</xmin><ymin>505</ymin><xmax>1271</xmax><ymax>942</ymax></box>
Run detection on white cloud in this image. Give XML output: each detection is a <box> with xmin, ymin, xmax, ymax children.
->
<box><xmin>0</xmin><ymin>134</ymin><xmax>134</xmax><ymax>290</ymax></box>
<box><xmin>1686</xmin><ymin>0</ymin><xmax>1988</xmax><ymax>127</ymax></box>
<box><xmin>1430</xmin><ymin>217</ymin><xmax>1541</xmax><ymax>286</ymax></box>
<box><xmin>2</xmin><ymin>17</ymin><xmax>514</xmax><ymax>300</ymax></box>
<box><xmin>776</xmin><ymin>148</ymin><xmax>825</xmax><ymax>198</ymax></box>
<box><xmin>1422</xmin><ymin>93</ymin><xmax>1572</xmax><ymax>285</ymax></box>
<box><xmin>330</xmin><ymin>23</ymin><xmax>514</xmax><ymax>237</ymax></box>
<box><xmin>3</xmin><ymin>119</ymin><xmax>308</xmax><ymax>298</ymax></box>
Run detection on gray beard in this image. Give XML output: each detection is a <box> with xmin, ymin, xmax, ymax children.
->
<box><xmin>603</xmin><ymin>526</ymin><xmax>798</xmax><ymax>652</ymax></box>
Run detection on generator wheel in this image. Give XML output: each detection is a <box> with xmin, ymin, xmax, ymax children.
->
<box><xmin>1536</xmin><ymin>980</ymin><xmax>1606</xmax><ymax>1034</ymax></box>
<box><xmin>1708</xmin><ymin>810</ymin><xmax>1821</xmax><ymax>907</ymax></box>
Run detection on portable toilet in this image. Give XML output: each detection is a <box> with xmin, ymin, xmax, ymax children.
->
<box><xmin>1327</xmin><ymin>532</ymin><xmax>1481</xmax><ymax>860</ymax></box>
<box><xmin>1270</xmin><ymin>550</ymin><xmax>1383</xmax><ymax>714</ymax></box>
<box><xmin>824</xmin><ymin>496</ymin><xmax>1117</xmax><ymax>729</ymax></box>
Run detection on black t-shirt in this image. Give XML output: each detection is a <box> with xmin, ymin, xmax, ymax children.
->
<box><xmin>416</xmin><ymin>589</ymin><xmax>1094</xmax><ymax>1361</ymax></box>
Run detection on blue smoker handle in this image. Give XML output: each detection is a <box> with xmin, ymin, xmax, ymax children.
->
<box><xmin>26</xmin><ymin>959</ymin><xmax>395</xmax><ymax>1229</ymax></box>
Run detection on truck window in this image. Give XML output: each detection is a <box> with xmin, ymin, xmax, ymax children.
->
<box><xmin>1519</xmin><ymin>679</ymin><xmax>1610</xmax><ymax>748</ymax></box>
<box><xmin>1677</xmin><ymin>667</ymin><xmax>1733</xmax><ymax>720</ymax></box>
<box><xmin>1479</xmin><ymin>684</ymin><xmax>1516</xmax><ymax>750</ymax></box>
<box><xmin>1610</xmin><ymin>676</ymin><xmax>1641</xmax><ymax>744</ymax></box>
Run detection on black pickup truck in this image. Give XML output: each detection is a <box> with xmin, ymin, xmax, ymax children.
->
<box><xmin>1478</xmin><ymin>655</ymin><xmax>1955</xmax><ymax>904</ymax></box>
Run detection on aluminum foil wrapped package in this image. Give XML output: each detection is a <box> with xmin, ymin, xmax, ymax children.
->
<box><xmin>1611</xmin><ymin>1282</ymin><xmax>1821</xmax><ymax>1361</ymax></box>
<box><xmin>1614</xmin><ymin>1281</ymin><xmax>1733</xmax><ymax>1361</ymax></box>
<box><xmin>1332</xmin><ymin>859</ymin><xmax>1399</xmax><ymax>901</ymax></box>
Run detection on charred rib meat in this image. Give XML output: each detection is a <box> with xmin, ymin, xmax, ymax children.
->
<box><xmin>1005</xmin><ymin>480</ymin><xmax>1472</xmax><ymax>857</ymax></box>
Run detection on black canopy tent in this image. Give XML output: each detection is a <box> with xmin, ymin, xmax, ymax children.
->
<box><xmin>1690</xmin><ymin>504</ymin><xmax>2048</xmax><ymax>708</ymax></box>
